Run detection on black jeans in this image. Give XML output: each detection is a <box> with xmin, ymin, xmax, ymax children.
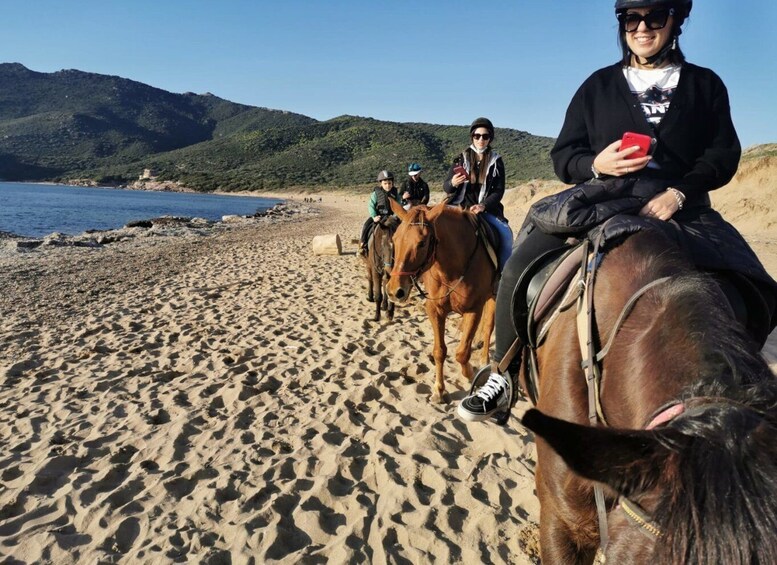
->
<box><xmin>494</xmin><ymin>219</ymin><xmax>568</xmax><ymax>375</ymax></box>
<box><xmin>360</xmin><ymin>218</ymin><xmax>375</xmax><ymax>247</ymax></box>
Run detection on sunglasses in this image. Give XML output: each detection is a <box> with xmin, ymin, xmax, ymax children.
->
<box><xmin>472</xmin><ymin>133</ymin><xmax>491</xmax><ymax>141</ymax></box>
<box><xmin>618</xmin><ymin>8</ymin><xmax>674</xmax><ymax>32</ymax></box>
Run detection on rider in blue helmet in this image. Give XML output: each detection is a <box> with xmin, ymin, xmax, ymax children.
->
<box><xmin>400</xmin><ymin>163</ymin><xmax>430</xmax><ymax>208</ymax></box>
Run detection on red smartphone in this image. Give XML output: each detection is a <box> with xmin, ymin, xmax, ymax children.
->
<box><xmin>621</xmin><ymin>132</ymin><xmax>656</xmax><ymax>159</ymax></box>
<box><xmin>453</xmin><ymin>165</ymin><xmax>468</xmax><ymax>178</ymax></box>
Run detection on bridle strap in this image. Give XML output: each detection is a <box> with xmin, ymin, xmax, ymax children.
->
<box><xmin>371</xmin><ymin>223</ymin><xmax>395</xmax><ymax>273</ymax></box>
<box><xmin>390</xmin><ymin>220</ymin><xmax>436</xmax><ymax>278</ymax></box>
<box><xmin>420</xmin><ymin>228</ymin><xmax>480</xmax><ymax>301</ymax></box>
<box><xmin>596</xmin><ymin>275</ymin><xmax>673</xmax><ymax>362</ymax></box>
<box><xmin>393</xmin><ymin>216</ymin><xmax>482</xmax><ymax>302</ymax></box>
<box><xmin>619</xmin><ymin>497</ymin><xmax>663</xmax><ymax>539</ymax></box>
<box><xmin>575</xmin><ymin>229</ymin><xmax>674</xmax><ymax>554</ymax></box>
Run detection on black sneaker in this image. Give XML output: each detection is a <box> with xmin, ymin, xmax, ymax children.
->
<box><xmin>457</xmin><ymin>372</ymin><xmax>512</xmax><ymax>423</ymax></box>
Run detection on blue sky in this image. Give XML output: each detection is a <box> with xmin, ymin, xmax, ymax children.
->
<box><xmin>3</xmin><ymin>0</ymin><xmax>776</xmax><ymax>148</ymax></box>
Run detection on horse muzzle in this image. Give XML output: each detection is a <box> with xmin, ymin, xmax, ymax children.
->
<box><xmin>387</xmin><ymin>275</ymin><xmax>412</xmax><ymax>304</ymax></box>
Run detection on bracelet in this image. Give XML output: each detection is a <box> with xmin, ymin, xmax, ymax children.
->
<box><xmin>591</xmin><ymin>163</ymin><xmax>601</xmax><ymax>179</ymax></box>
<box><xmin>667</xmin><ymin>188</ymin><xmax>686</xmax><ymax>210</ymax></box>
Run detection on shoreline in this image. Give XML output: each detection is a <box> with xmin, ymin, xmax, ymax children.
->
<box><xmin>0</xmin><ymin>181</ymin><xmax>294</xmax><ymax>243</ymax></box>
<box><xmin>0</xmin><ymin>200</ymin><xmax>316</xmax><ymax>258</ymax></box>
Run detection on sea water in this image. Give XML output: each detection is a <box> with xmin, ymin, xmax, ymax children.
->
<box><xmin>0</xmin><ymin>182</ymin><xmax>282</xmax><ymax>238</ymax></box>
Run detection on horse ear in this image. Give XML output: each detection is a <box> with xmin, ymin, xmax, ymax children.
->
<box><xmin>389</xmin><ymin>198</ymin><xmax>409</xmax><ymax>222</ymax></box>
<box><xmin>426</xmin><ymin>198</ymin><xmax>448</xmax><ymax>221</ymax></box>
<box><xmin>522</xmin><ymin>409</ymin><xmax>677</xmax><ymax>498</ymax></box>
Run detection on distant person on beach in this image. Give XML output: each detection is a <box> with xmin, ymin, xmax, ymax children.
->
<box><xmin>359</xmin><ymin>170</ymin><xmax>402</xmax><ymax>256</ymax></box>
<box><xmin>400</xmin><ymin>163</ymin><xmax>430</xmax><ymax>209</ymax></box>
<box><xmin>457</xmin><ymin>0</ymin><xmax>777</xmax><ymax>424</ymax></box>
<box><xmin>443</xmin><ymin>117</ymin><xmax>513</xmax><ymax>270</ymax></box>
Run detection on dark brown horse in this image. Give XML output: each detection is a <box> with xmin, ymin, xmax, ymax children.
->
<box><xmin>517</xmin><ymin>228</ymin><xmax>777</xmax><ymax>564</ymax></box>
<box><xmin>363</xmin><ymin>218</ymin><xmax>396</xmax><ymax>322</ymax></box>
<box><xmin>387</xmin><ymin>199</ymin><xmax>496</xmax><ymax>403</ymax></box>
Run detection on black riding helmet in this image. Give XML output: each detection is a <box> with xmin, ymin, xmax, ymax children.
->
<box><xmin>470</xmin><ymin>117</ymin><xmax>495</xmax><ymax>141</ymax></box>
<box><xmin>615</xmin><ymin>0</ymin><xmax>691</xmax><ymax>12</ymax></box>
<box><xmin>615</xmin><ymin>0</ymin><xmax>692</xmax><ymax>66</ymax></box>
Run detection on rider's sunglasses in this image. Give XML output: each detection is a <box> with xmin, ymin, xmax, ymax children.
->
<box><xmin>618</xmin><ymin>8</ymin><xmax>674</xmax><ymax>32</ymax></box>
<box><xmin>472</xmin><ymin>133</ymin><xmax>491</xmax><ymax>141</ymax></box>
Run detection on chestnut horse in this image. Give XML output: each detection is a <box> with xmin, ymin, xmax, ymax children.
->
<box><xmin>363</xmin><ymin>218</ymin><xmax>396</xmax><ymax>322</ymax></box>
<box><xmin>387</xmin><ymin>199</ymin><xmax>496</xmax><ymax>403</ymax></box>
<box><xmin>517</xmin><ymin>228</ymin><xmax>777</xmax><ymax>564</ymax></box>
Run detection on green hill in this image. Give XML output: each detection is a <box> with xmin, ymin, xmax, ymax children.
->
<box><xmin>0</xmin><ymin>63</ymin><xmax>556</xmax><ymax>190</ymax></box>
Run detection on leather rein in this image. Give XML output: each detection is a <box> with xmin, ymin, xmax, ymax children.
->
<box><xmin>577</xmin><ymin>230</ymin><xmax>673</xmax><ymax>557</ymax></box>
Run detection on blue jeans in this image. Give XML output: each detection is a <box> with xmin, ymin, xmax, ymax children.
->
<box><xmin>482</xmin><ymin>213</ymin><xmax>514</xmax><ymax>271</ymax></box>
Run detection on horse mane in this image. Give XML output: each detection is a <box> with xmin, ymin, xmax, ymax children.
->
<box><xmin>607</xmin><ymin>232</ymin><xmax>777</xmax><ymax>563</ymax></box>
<box><xmin>650</xmin><ymin>272</ymin><xmax>768</xmax><ymax>386</ymax></box>
<box><xmin>602</xmin><ymin>231</ymin><xmax>768</xmax><ymax>388</ymax></box>
<box><xmin>655</xmin><ymin>378</ymin><xmax>777</xmax><ymax>564</ymax></box>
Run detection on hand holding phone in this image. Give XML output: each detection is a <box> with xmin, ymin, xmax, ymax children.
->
<box><xmin>620</xmin><ymin>132</ymin><xmax>656</xmax><ymax>159</ymax></box>
<box><xmin>453</xmin><ymin>164</ymin><xmax>467</xmax><ymax>178</ymax></box>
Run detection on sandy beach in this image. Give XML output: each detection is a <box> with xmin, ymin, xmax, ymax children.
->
<box><xmin>0</xmin><ymin>193</ymin><xmax>542</xmax><ymax>564</ymax></box>
<box><xmin>2</xmin><ymin>169</ymin><xmax>777</xmax><ymax>563</ymax></box>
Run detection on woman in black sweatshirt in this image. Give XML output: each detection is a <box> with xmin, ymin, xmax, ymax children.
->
<box><xmin>458</xmin><ymin>0</ymin><xmax>777</xmax><ymax>424</ymax></box>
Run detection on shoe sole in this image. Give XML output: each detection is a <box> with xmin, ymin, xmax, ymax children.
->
<box><xmin>457</xmin><ymin>402</ymin><xmax>506</xmax><ymax>423</ymax></box>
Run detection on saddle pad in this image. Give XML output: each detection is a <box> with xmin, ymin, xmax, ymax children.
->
<box><xmin>532</xmin><ymin>244</ymin><xmax>587</xmax><ymax>324</ymax></box>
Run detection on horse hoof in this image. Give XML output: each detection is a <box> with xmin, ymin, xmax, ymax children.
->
<box><xmin>366</xmin><ymin>295</ymin><xmax>375</xmax><ymax>303</ymax></box>
<box><xmin>430</xmin><ymin>391</ymin><xmax>450</xmax><ymax>404</ymax></box>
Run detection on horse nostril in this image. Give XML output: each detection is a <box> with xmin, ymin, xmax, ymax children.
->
<box><xmin>395</xmin><ymin>288</ymin><xmax>405</xmax><ymax>300</ymax></box>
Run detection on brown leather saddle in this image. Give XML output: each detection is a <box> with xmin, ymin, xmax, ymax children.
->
<box><xmin>512</xmin><ymin>241</ymin><xmax>587</xmax><ymax>349</ymax></box>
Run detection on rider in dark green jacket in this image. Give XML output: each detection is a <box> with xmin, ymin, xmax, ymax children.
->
<box><xmin>359</xmin><ymin>170</ymin><xmax>402</xmax><ymax>256</ymax></box>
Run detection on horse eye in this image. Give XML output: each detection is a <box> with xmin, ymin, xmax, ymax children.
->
<box><xmin>417</xmin><ymin>240</ymin><xmax>425</xmax><ymax>249</ymax></box>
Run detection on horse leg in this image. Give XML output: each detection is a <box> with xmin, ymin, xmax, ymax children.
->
<box><xmin>426</xmin><ymin>303</ymin><xmax>448</xmax><ymax>403</ymax></box>
<box><xmin>455</xmin><ymin>310</ymin><xmax>483</xmax><ymax>383</ymax></box>
<box><xmin>385</xmin><ymin>279</ymin><xmax>394</xmax><ymax>321</ymax></box>
<box><xmin>479</xmin><ymin>296</ymin><xmax>495</xmax><ymax>366</ymax></box>
<box><xmin>366</xmin><ymin>262</ymin><xmax>375</xmax><ymax>302</ymax></box>
<box><xmin>380</xmin><ymin>276</ymin><xmax>389</xmax><ymax>312</ymax></box>
<box><xmin>373</xmin><ymin>269</ymin><xmax>382</xmax><ymax>321</ymax></box>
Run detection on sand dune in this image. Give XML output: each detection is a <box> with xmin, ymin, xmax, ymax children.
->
<box><xmin>2</xmin><ymin>160</ymin><xmax>777</xmax><ymax>563</ymax></box>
